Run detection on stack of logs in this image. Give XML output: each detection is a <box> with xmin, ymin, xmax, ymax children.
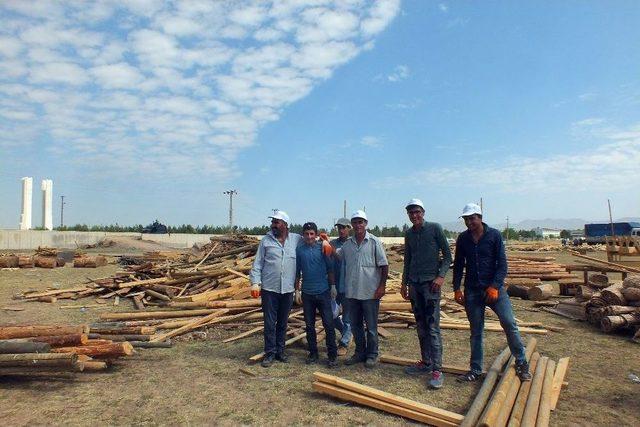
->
<box><xmin>0</xmin><ymin>247</ymin><xmax>107</xmax><ymax>269</ymax></box>
<box><xmin>0</xmin><ymin>324</ymin><xmax>136</xmax><ymax>376</ymax></box>
<box><xmin>505</xmin><ymin>255</ymin><xmax>578</xmax><ymax>301</ymax></box>
<box><xmin>583</xmin><ymin>274</ymin><xmax>640</xmax><ymax>338</ymax></box>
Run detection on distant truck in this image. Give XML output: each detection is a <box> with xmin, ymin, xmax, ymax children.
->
<box><xmin>142</xmin><ymin>219</ymin><xmax>168</xmax><ymax>234</ymax></box>
<box><xmin>584</xmin><ymin>222</ymin><xmax>640</xmax><ymax>244</ymax></box>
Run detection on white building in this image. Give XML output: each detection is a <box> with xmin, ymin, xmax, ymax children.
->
<box><xmin>19</xmin><ymin>177</ymin><xmax>33</xmax><ymax>230</ymax></box>
<box><xmin>41</xmin><ymin>179</ymin><xmax>53</xmax><ymax>230</ymax></box>
<box><xmin>533</xmin><ymin>227</ymin><xmax>561</xmax><ymax>239</ymax></box>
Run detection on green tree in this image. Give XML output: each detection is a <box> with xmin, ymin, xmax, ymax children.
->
<box><xmin>560</xmin><ymin>229</ymin><xmax>571</xmax><ymax>239</ymax></box>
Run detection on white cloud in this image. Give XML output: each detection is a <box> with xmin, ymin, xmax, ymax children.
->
<box><xmin>0</xmin><ymin>0</ymin><xmax>400</xmax><ymax>179</ymax></box>
<box><xmin>360</xmin><ymin>136</ymin><xmax>382</xmax><ymax>147</ymax></box>
<box><xmin>387</xmin><ymin>64</ymin><xmax>409</xmax><ymax>82</ymax></box>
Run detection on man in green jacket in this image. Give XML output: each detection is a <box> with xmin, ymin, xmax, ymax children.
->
<box><xmin>401</xmin><ymin>199</ymin><xmax>452</xmax><ymax>389</ymax></box>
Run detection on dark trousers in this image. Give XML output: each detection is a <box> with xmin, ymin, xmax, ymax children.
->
<box><xmin>464</xmin><ymin>287</ymin><xmax>526</xmax><ymax>374</ymax></box>
<box><xmin>261</xmin><ymin>289</ymin><xmax>294</xmax><ymax>357</ymax></box>
<box><xmin>346</xmin><ymin>298</ymin><xmax>380</xmax><ymax>359</ymax></box>
<box><xmin>302</xmin><ymin>291</ymin><xmax>337</xmax><ymax>358</ymax></box>
<box><xmin>409</xmin><ymin>281</ymin><xmax>443</xmax><ymax>371</ymax></box>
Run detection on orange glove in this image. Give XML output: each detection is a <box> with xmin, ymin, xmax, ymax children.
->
<box><xmin>319</xmin><ymin>232</ymin><xmax>329</xmax><ymax>242</ymax></box>
<box><xmin>250</xmin><ymin>284</ymin><xmax>261</xmax><ymax>299</ymax></box>
<box><xmin>485</xmin><ymin>287</ymin><xmax>499</xmax><ymax>304</ymax></box>
<box><xmin>322</xmin><ymin>240</ymin><xmax>334</xmax><ymax>256</ymax></box>
<box><xmin>454</xmin><ymin>290</ymin><xmax>464</xmax><ymax>305</ymax></box>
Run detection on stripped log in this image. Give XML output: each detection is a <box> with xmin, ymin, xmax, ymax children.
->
<box><xmin>0</xmin><ymin>341</ymin><xmax>51</xmax><ymax>354</ymax></box>
<box><xmin>34</xmin><ymin>256</ymin><xmax>58</xmax><ymax>268</ymax></box>
<box><xmin>527</xmin><ymin>284</ymin><xmax>554</xmax><ymax>301</ymax></box>
<box><xmin>536</xmin><ymin>359</ymin><xmax>556</xmax><ymax>427</ymax></box>
<box><xmin>0</xmin><ymin>325</ymin><xmax>88</xmax><ymax>340</ymax></box>
<box><xmin>52</xmin><ymin>342</ymin><xmax>134</xmax><ymax>358</ymax></box>
<box><xmin>73</xmin><ymin>256</ymin><xmax>107</xmax><ymax>268</ymax></box>
<box><xmin>89</xmin><ymin>334</ymin><xmax>150</xmax><ymax>342</ymax></box>
<box><xmin>89</xmin><ymin>326</ymin><xmax>156</xmax><ymax>335</ymax></box>
<box><xmin>507</xmin><ymin>352</ymin><xmax>541</xmax><ymax>427</ymax></box>
<box><xmin>520</xmin><ymin>356</ymin><xmax>548</xmax><ymax>427</ymax></box>
<box><xmin>0</xmin><ymin>255</ymin><xmax>19</xmax><ymax>268</ymax></box>
<box><xmin>0</xmin><ymin>352</ymin><xmax>77</xmax><ymax>368</ymax></box>
<box><xmin>507</xmin><ymin>285</ymin><xmax>531</xmax><ymax>299</ymax></box>
<box><xmin>27</xmin><ymin>333</ymin><xmax>88</xmax><ymax>347</ymax></box>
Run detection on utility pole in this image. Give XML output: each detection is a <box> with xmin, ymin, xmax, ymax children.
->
<box><xmin>223</xmin><ymin>190</ymin><xmax>237</xmax><ymax>233</ymax></box>
<box><xmin>506</xmin><ymin>216</ymin><xmax>509</xmax><ymax>246</ymax></box>
<box><xmin>60</xmin><ymin>195</ymin><xmax>65</xmax><ymax>228</ymax></box>
<box><xmin>608</xmin><ymin>199</ymin><xmax>615</xmax><ymax>238</ymax></box>
<box><xmin>343</xmin><ymin>200</ymin><xmax>347</xmax><ymax>218</ymax></box>
<box><xmin>480</xmin><ymin>197</ymin><xmax>483</xmax><ymax>212</ymax></box>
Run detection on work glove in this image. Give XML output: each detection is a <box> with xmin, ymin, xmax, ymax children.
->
<box><xmin>295</xmin><ymin>289</ymin><xmax>302</xmax><ymax>306</ymax></box>
<box><xmin>330</xmin><ymin>285</ymin><xmax>337</xmax><ymax>299</ymax></box>
<box><xmin>400</xmin><ymin>283</ymin><xmax>409</xmax><ymax>301</ymax></box>
<box><xmin>250</xmin><ymin>283</ymin><xmax>261</xmax><ymax>299</ymax></box>
<box><xmin>319</xmin><ymin>232</ymin><xmax>329</xmax><ymax>242</ymax></box>
<box><xmin>374</xmin><ymin>285</ymin><xmax>386</xmax><ymax>300</ymax></box>
<box><xmin>430</xmin><ymin>276</ymin><xmax>444</xmax><ymax>293</ymax></box>
<box><xmin>484</xmin><ymin>287</ymin><xmax>499</xmax><ymax>304</ymax></box>
<box><xmin>454</xmin><ymin>290</ymin><xmax>465</xmax><ymax>305</ymax></box>
<box><xmin>322</xmin><ymin>240</ymin><xmax>334</xmax><ymax>256</ymax></box>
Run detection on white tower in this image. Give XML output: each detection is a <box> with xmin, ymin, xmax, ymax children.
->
<box><xmin>41</xmin><ymin>179</ymin><xmax>53</xmax><ymax>230</ymax></box>
<box><xmin>19</xmin><ymin>177</ymin><xmax>33</xmax><ymax>230</ymax></box>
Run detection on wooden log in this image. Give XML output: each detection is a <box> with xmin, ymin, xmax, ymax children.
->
<box><xmin>459</xmin><ymin>346</ymin><xmax>512</xmax><ymax>427</ymax></box>
<box><xmin>520</xmin><ymin>356</ymin><xmax>548</xmax><ymax>427</ymax></box>
<box><xmin>536</xmin><ymin>359</ymin><xmax>556</xmax><ymax>427</ymax></box>
<box><xmin>99</xmin><ymin>309</ymin><xmax>224</xmax><ymax>321</ymax></box>
<box><xmin>168</xmin><ymin>299</ymin><xmax>262</xmax><ymax>310</ymax></box>
<box><xmin>0</xmin><ymin>325</ymin><xmax>88</xmax><ymax>340</ymax></box>
<box><xmin>507</xmin><ymin>285</ymin><xmax>531</xmax><ymax>299</ymax></box>
<box><xmin>89</xmin><ymin>334</ymin><xmax>150</xmax><ymax>342</ymax></box>
<box><xmin>130</xmin><ymin>341</ymin><xmax>172</xmax><ymax>348</ymax></box>
<box><xmin>26</xmin><ymin>334</ymin><xmax>89</xmax><ymax>347</ymax></box>
<box><xmin>621</xmin><ymin>287</ymin><xmax>640</xmax><ymax>302</ymax></box>
<box><xmin>507</xmin><ymin>352</ymin><xmax>541</xmax><ymax>427</ymax></box>
<box><xmin>527</xmin><ymin>284</ymin><xmax>554</xmax><ymax>301</ymax></box>
<box><xmin>52</xmin><ymin>342</ymin><xmax>134</xmax><ymax>358</ymax></box>
<box><xmin>601</xmin><ymin>283</ymin><xmax>627</xmax><ymax>306</ymax></box>
<box><xmin>0</xmin><ymin>341</ymin><xmax>51</xmax><ymax>354</ymax></box>
<box><xmin>575</xmin><ymin>285</ymin><xmax>596</xmax><ymax>301</ymax></box>
<box><xmin>149</xmin><ymin>309</ymin><xmax>231</xmax><ymax>342</ymax></box>
<box><xmin>478</xmin><ymin>337</ymin><xmax>537</xmax><ymax>427</ymax></box>
<box><xmin>18</xmin><ymin>255</ymin><xmax>34</xmax><ymax>268</ymax></box>
<box><xmin>23</xmin><ymin>286</ymin><xmax>89</xmax><ymax>299</ymax></box>
<box><xmin>35</xmin><ymin>296</ymin><xmax>57</xmax><ymax>303</ymax></box>
<box><xmin>133</xmin><ymin>295</ymin><xmax>145</xmax><ymax>310</ymax></box>
<box><xmin>550</xmin><ymin>357</ymin><xmax>570</xmax><ymax>410</ymax></box>
<box><xmin>73</xmin><ymin>256</ymin><xmax>107</xmax><ymax>268</ymax></box>
<box><xmin>80</xmin><ymin>360</ymin><xmax>108</xmax><ymax>371</ymax></box>
<box><xmin>622</xmin><ymin>275</ymin><xmax>640</xmax><ymax>288</ymax></box>
<box><xmin>89</xmin><ymin>326</ymin><xmax>156</xmax><ymax>335</ymax></box>
<box><xmin>34</xmin><ymin>255</ymin><xmax>58</xmax><ymax>268</ymax></box>
<box><xmin>313</xmin><ymin>372</ymin><xmax>464</xmax><ymax>425</ymax></box>
<box><xmin>0</xmin><ymin>255</ymin><xmax>19</xmax><ymax>268</ymax></box>
<box><xmin>0</xmin><ymin>352</ymin><xmax>77</xmax><ymax>368</ymax></box>
<box><xmin>145</xmin><ymin>289</ymin><xmax>171</xmax><ymax>302</ymax></box>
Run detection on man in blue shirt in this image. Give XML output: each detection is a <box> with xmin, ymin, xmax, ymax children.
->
<box><xmin>452</xmin><ymin>203</ymin><xmax>532</xmax><ymax>382</ymax></box>
<box><xmin>295</xmin><ymin>222</ymin><xmax>338</xmax><ymax>367</ymax></box>
<box><xmin>330</xmin><ymin>217</ymin><xmax>353</xmax><ymax>356</ymax></box>
<box><xmin>249</xmin><ymin>210</ymin><xmax>302</xmax><ymax>368</ymax></box>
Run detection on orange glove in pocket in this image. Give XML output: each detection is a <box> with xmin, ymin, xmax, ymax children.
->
<box><xmin>485</xmin><ymin>287</ymin><xmax>499</xmax><ymax>304</ymax></box>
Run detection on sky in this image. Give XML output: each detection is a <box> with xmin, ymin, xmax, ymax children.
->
<box><xmin>1</xmin><ymin>0</ymin><xmax>639</xmax><ymax>231</ymax></box>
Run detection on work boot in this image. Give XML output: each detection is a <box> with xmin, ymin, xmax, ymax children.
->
<box><xmin>305</xmin><ymin>352</ymin><xmax>319</xmax><ymax>365</ymax></box>
<box><xmin>515</xmin><ymin>362</ymin><xmax>532</xmax><ymax>382</ymax></box>
<box><xmin>344</xmin><ymin>354</ymin><xmax>366</xmax><ymax>366</ymax></box>
<box><xmin>364</xmin><ymin>357</ymin><xmax>378</xmax><ymax>369</ymax></box>
<box><xmin>327</xmin><ymin>357</ymin><xmax>338</xmax><ymax>368</ymax></box>
<box><xmin>429</xmin><ymin>370</ymin><xmax>444</xmax><ymax>389</ymax></box>
<box><xmin>261</xmin><ymin>354</ymin><xmax>275</xmax><ymax>368</ymax></box>
<box><xmin>404</xmin><ymin>360</ymin><xmax>432</xmax><ymax>376</ymax></box>
<box><xmin>457</xmin><ymin>371</ymin><xmax>482</xmax><ymax>382</ymax></box>
<box><xmin>275</xmin><ymin>352</ymin><xmax>289</xmax><ymax>363</ymax></box>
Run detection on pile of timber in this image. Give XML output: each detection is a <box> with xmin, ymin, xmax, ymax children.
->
<box><xmin>73</xmin><ymin>254</ymin><xmax>108</xmax><ymax>268</ymax></box>
<box><xmin>0</xmin><ymin>324</ymin><xmax>137</xmax><ymax>377</ymax></box>
<box><xmin>313</xmin><ymin>338</ymin><xmax>569</xmax><ymax>427</ymax></box>
<box><xmin>583</xmin><ymin>275</ymin><xmax>640</xmax><ymax>337</ymax></box>
<box><xmin>505</xmin><ymin>255</ymin><xmax>578</xmax><ymax>301</ymax></box>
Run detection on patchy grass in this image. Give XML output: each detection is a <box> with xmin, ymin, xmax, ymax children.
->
<box><xmin>1</xmin><ymin>252</ymin><xmax>640</xmax><ymax>425</ymax></box>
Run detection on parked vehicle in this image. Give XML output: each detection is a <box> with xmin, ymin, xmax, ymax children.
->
<box><xmin>584</xmin><ymin>222</ymin><xmax>640</xmax><ymax>244</ymax></box>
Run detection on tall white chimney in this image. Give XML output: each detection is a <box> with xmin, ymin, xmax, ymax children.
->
<box><xmin>19</xmin><ymin>177</ymin><xmax>33</xmax><ymax>230</ymax></box>
<box><xmin>41</xmin><ymin>179</ymin><xmax>53</xmax><ymax>230</ymax></box>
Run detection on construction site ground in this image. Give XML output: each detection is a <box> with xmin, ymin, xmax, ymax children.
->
<box><xmin>1</xmin><ymin>247</ymin><xmax>639</xmax><ymax>426</ymax></box>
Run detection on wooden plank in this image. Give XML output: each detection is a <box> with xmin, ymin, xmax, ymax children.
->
<box><xmin>508</xmin><ymin>352</ymin><xmax>541</xmax><ymax>427</ymax></box>
<box><xmin>536</xmin><ymin>359</ymin><xmax>556</xmax><ymax>427</ymax></box>
<box><xmin>312</xmin><ymin>381</ymin><xmax>458</xmax><ymax>427</ymax></box>
<box><xmin>550</xmin><ymin>357</ymin><xmax>570</xmax><ymax>410</ymax></box>
<box><xmin>520</xmin><ymin>356</ymin><xmax>548</xmax><ymax>427</ymax></box>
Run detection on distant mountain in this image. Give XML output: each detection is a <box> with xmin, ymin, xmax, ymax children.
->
<box><xmin>441</xmin><ymin>217</ymin><xmax>640</xmax><ymax>232</ymax></box>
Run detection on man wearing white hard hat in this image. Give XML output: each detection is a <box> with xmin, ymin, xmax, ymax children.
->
<box><xmin>249</xmin><ymin>210</ymin><xmax>303</xmax><ymax>367</ymax></box>
<box><xmin>339</xmin><ymin>210</ymin><xmax>389</xmax><ymax>368</ymax></box>
<box><xmin>452</xmin><ymin>203</ymin><xmax>532</xmax><ymax>382</ymax></box>
<box><xmin>400</xmin><ymin>198</ymin><xmax>452</xmax><ymax>389</ymax></box>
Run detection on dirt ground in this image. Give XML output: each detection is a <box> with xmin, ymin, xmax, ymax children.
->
<box><xmin>1</xmin><ymin>248</ymin><xmax>639</xmax><ymax>426</ymax></box>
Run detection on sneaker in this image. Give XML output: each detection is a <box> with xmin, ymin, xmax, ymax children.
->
<box><xmin>429</xmin><ymin>370</ymin><xmax>444</xmax><ymax>389</ymax></box>
<box><xmin>345</xmin><ymin>354</ymin><xmax>366</xmax><ymax>366</ymax></box>
<box><xmin>337</xmin><ymin>344</ymin><xmax>348</xmax><ymax>356</ymax></box>
<box><xmin>327</xmin><ymin>357</ymin><xmax>338</xmax><ymax>368</ymax></box>
<box><xmin>364</xmin><ymin>357</ymin><xmax>378</xmax><ymax>369</ymax></box>
<box><xmin>275</xmin><ymin>352</ymin><xmax>289</xmax><ymax>363</ymax></box>
<box><xmin>404</xmin><ymin>360</ymin><xmax>432</xmax><ymax>376</ymax></box>
<box><xmin>261</xmin><ymin>354</ymin><xmax>275</xmax><ymax>368</ymax></box>
<box><xmin>515</xmin><ymin>363</ymin><xmax>532</xmax><ymax>382</ymax></box>
<box><xmin>305</xmin><ymin>352</ymin><xmax>319</xmax><ymax>365</ymax></box>
<box><xmin>457</xmin><ymin>371</ymin><xmax>482</xmax><ymax>382</ymax></box>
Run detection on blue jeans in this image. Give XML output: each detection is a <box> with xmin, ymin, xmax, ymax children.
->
<box><xmin>464</xmin><ymin>287</ymin><xmax>526</xmax><ymax>374</ymax></box>
<box><xmin>261</xmin><ymin>289</ymin><xmax>294</xmax><ymax>357</ymax></box>
<box><xmin>334</xmin><ymin>292</ymin><xmax>352</xmax><ymax>346</ymax></box>
<box><xmin>346</xmin><ymin>298</ymin><xmax>380</xmax><ymax>359</ymax></box>
<box><xmin>409</xmin><ymin>281</ymin><xmax>442</xmax><ymax>371</ymax></box>
<box><xmin>302</xmin><ymin>290</ymin><xmax>337</xmax><ymax>358</ymax></box>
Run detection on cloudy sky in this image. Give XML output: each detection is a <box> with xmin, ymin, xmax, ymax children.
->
<box><xmin>1</xmin><ymin>0</ymin><xmax>639</xmax><ymax>230</ymax></box>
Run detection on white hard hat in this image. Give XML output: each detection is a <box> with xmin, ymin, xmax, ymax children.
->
<box><xmin>350</xmin><ymin>210</ymin><xmax>368</xmax><ymax>222</ymax></box>
<box><xmin>405</xmin><ymin>198</ymin><xmax>424</xmax><ymax>210</ymax></box>
<box><xmin>268</xmin><ymin>210</ymin><xmax>290</xmax><ymax>225</ymax></box>
<box><xmin>460</xmin><ymin>203</ymin><xmax>482</xmax><ymax>218</ymax></box>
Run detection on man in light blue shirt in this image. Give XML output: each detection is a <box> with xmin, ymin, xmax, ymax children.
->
<box><xmin>249</xmin><ymin>210</ymin><xmax>302</xmax><ymax>367</ymax></box>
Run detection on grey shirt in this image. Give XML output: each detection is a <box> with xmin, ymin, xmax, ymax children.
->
<box><xmin>250</xmin><ymin>231</ymin><xmax>302</xmax><ymax>294</ymax></box>
<box><xmin>339</xmin><ymin>232</ymin><xmax>389</xmax><ymax>300</ymax></box>
<box><xmin>402</xmin><ymin>221</ymin><xmax>452</xmax><ymax>284</ymax></box>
